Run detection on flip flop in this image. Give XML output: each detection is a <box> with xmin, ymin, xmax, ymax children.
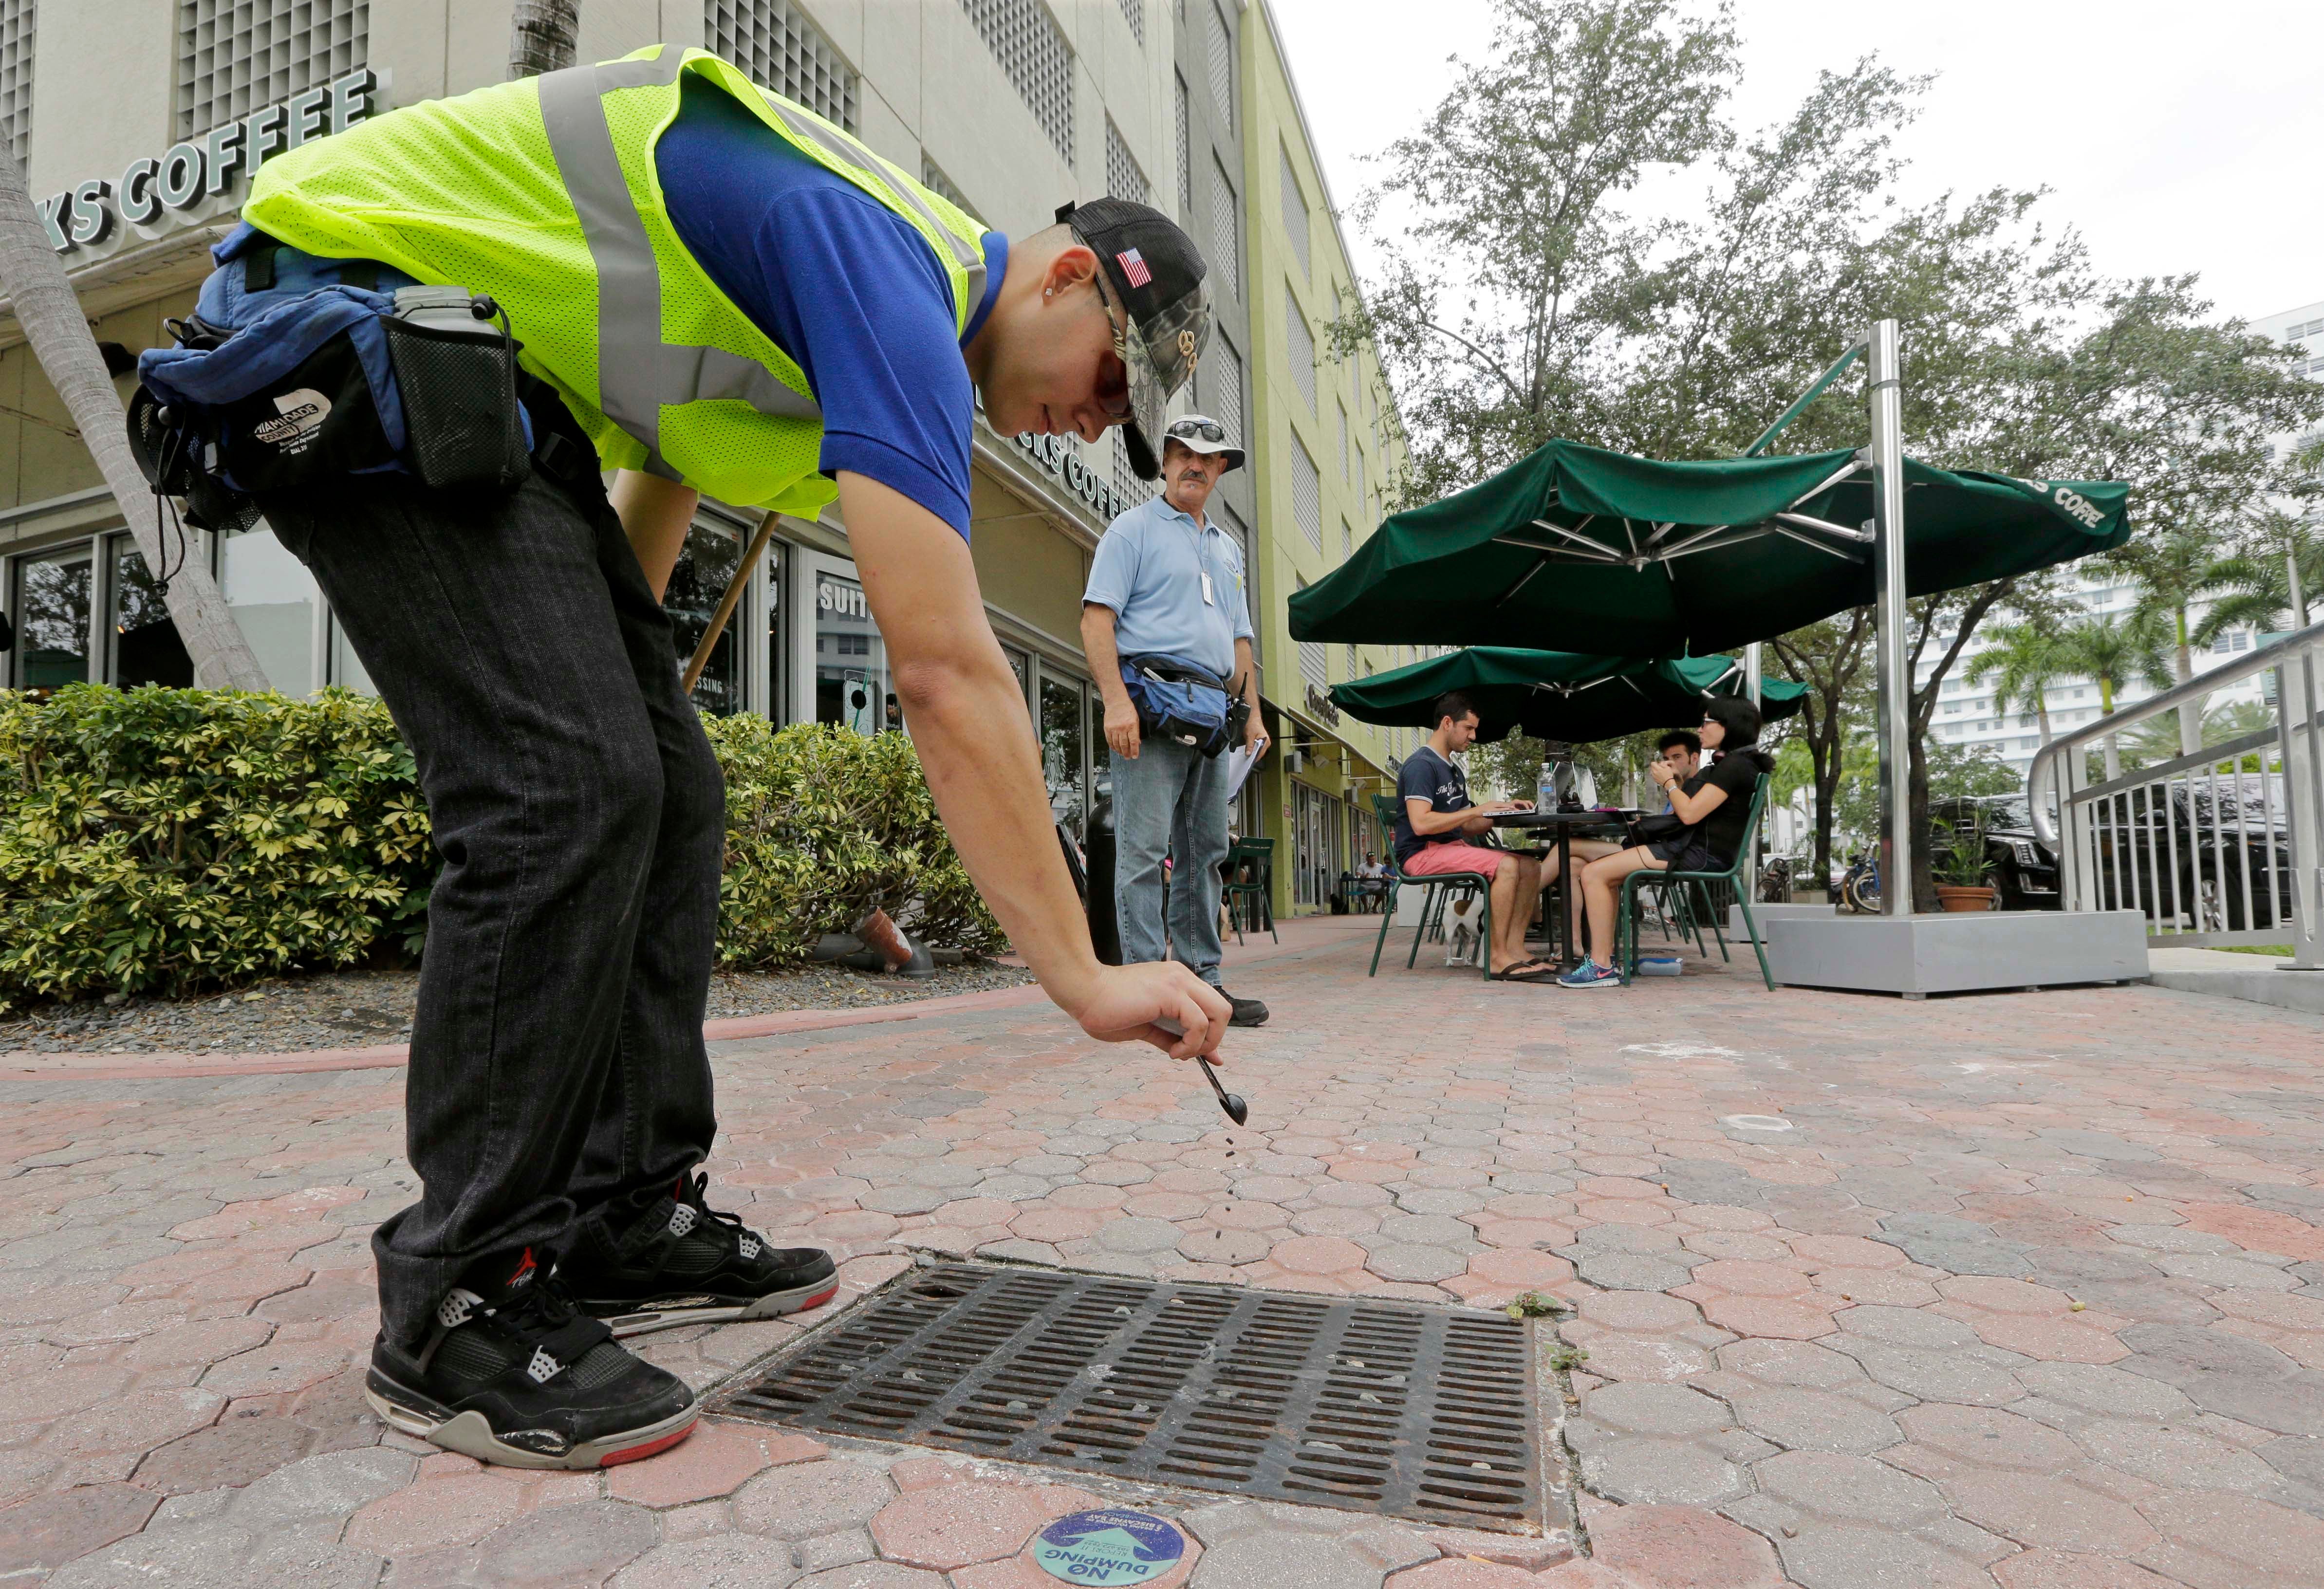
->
<box><xmin>1493</xmin><ymin>961</ymin><xmax>1560</xmax><ymax>982</ymax></box>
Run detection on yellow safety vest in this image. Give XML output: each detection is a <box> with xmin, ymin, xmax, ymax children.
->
<box><xmin>242</xmin><ymin>45</ymin><xmax>990</xmax><ymax>515</ymax></box>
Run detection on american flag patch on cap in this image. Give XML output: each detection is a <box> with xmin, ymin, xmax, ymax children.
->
<box><xmin>1116</xmin><ymin>248</ymin><xmax>1152</xmax><ymax>288</ymax></box>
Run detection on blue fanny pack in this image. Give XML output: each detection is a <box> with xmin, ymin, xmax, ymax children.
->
<box><xmin>127</xmin><ymin>226</ymin><xmax>536</xmax><ymax>527</ymax></box>
<box><xmin>1120</xmin><ymin>653</ymin><xmax>1242</xmax><ymax>758</ymax></box>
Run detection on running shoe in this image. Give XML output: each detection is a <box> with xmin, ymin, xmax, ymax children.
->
<box><xmin>563</xmin><ymin>1173</ymin><xmax>838</xmax><ymax>1337</ymax></box>
<box><xmin>1557</xmin><ymin>959</ymin><xmax>1624</xmax><ymax>989</ymax></box>
<box><xmin>363</xmin><ymin>1246</ymin><xmax>698</xmax><ymax>1470</ymax></box>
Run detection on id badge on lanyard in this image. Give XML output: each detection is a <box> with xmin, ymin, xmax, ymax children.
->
<box><xmin>1201</xmin><ymin>571</ymin><xmax>1215</xmax><ymax>606</ymax></box>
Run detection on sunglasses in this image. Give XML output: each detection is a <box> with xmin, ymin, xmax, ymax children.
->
<box><xmin>1168</xmin><ymin>420</ymin><xmax>1227</xmax><ymax>443</ymax></box>
<box><xmin>1089</xmin><ymin>272</ymin><xmax>1135</xmax><ymax>424</ymax></box>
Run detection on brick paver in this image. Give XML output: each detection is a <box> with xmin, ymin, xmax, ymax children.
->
<box><xmin>3</xmin><ymin>915</ymin><xmax>2323</xmax><ymax>1585</ymax></box>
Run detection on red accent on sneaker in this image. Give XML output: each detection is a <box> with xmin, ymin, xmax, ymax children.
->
<box><xmin>508</xmin><ymin>1247</ymin><xmax>539</xmax><ymax>1288</ymax></box>
<box><xmin>598</xmin><ymin>1419</ymin><xmax>697</xmax><ymax>1466</ymax></box>
<box><xmin>794</xmin><ymin>1285</ymin><xmax>838</xmax><ymax>1312</ymax></box>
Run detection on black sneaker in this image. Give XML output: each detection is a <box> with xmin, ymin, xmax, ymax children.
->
<box><xmin>1222</xmin><ymin>990</ymin><xmax>1270</xmax><ymax>1027</ymax></box>
<box><xmin>562</xmin><ymin>1173</ymin><xmax>839</xmax><ymax>1338</ymax></box>
<box><xmin>363</xmin><ymin>1246</ymin><xmax>699</xmax><ymax>1469</ymax></box>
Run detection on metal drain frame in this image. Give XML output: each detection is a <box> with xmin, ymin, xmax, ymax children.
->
<box><xmin>720</xmin><ymin>1261</ymin><xmax>1545</xmax><ymax>1533</ymax></box>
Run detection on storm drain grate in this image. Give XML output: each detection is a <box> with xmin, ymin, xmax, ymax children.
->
<box><xmin>721</xmin><ymin>1262</ymin><xmax>1544</xmax><ymax>1532</ymax></box>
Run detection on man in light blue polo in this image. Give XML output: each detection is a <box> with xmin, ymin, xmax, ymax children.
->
<box><xmin>1082</xmin><ymin>417</ymin><xmax>1271</xmax><ymax>1026</ymax></box>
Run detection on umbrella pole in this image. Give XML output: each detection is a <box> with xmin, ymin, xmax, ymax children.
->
<box><xmin>682</xmin><ymin>511</ymin><xmax>780</xmax><ymax>696</ymax></box>
<box><xmin>1867</xmin><ymin>319</ymin><xmax>1913</xmax><ymax>917</ymax></box>
<box><xmin>1744</xmin><ymin>642</ymin><xmax>1764</xmax><ymax>903</ymax></box>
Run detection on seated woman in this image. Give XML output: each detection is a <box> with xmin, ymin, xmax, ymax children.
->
<box><xmin>1558</xmin><ymin>696</ymin><xmax>1773</xmax><ymax>989</ymax></box>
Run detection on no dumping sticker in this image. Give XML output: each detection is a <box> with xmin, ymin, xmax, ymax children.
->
<box><xmin>1031</xmin><ymin>1509</ymin><xmax>1187</xmax><ymax>1585</ymax></box>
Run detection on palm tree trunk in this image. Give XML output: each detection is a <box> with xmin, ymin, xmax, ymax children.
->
<box><xmin>0</xmin><ymin>163</ymin><xmax>270</xmax><ymax>691</ymax></box>
<box><xmin>509</xmin><ymin>0</ymin><xmax>582</xmax><ymax>79</ymax></box>
<box><xmin>2035</xmin><ymin>687</ymin><xmax>2051</xmax><ymax>745</ymax></box>
<box><xmin>2174</xmin><ymin>607</ymin><xmax>2202</xmax><ymax>757</ymax></box>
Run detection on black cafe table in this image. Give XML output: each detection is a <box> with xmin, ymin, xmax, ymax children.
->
<box><xmin>1491</xmin><ymin>808</ymin><xmax>1636</xmax><ymax>964</ymax></box>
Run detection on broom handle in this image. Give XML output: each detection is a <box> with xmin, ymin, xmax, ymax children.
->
<box><xmin>681</xmin><ymin>510</ymin><xmax>781</xmax><ymax>695</ymax></box>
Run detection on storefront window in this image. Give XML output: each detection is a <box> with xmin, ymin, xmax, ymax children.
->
<box><xmin>14</xmin><ymin>544</ymin><xmax>93</xmax><ymax>691</ymax></box>
<box><xmin>1088</xmin><ymin>689</ymin><xmax>1112</xmax><ymax>815</ymax></box>
<box><xmin>815</xmin><ymin>567</ymin><xmax>893</xmax><ymax>734</ymax></box>
<box><xmin>109</xmin><ymin>535</ymin><xmax>193</xmax><ymax>688</ymax></box>
<box><xmin>1041</xmin><ymin>675</ymin><xmax>1087</xmax><ymax>838</ymax></box>
<box><xmin>662</xmin><ymin>517</ymin><xmax>744</xmax><ymax>717</ymax></box>
<box><xmin>219</xmin><ymin>525</ymin><xmax>316</xmax><ymax>694</ymax></box>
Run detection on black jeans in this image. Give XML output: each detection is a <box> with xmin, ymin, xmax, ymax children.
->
<box><xmin>259</xmin><ymin>451</ymin><xmax>724</xmax><ymax>1349</ymax></box>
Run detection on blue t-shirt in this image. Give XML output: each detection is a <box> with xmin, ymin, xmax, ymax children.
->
<box><xmin>656</xmin><ymin>78</ymin><xmax>1005</xmax><ymax>537</ymax></box>
<box><xmin>1082</xmin><ymin>497</ymin><xmax>1253</xmax><ymax>679</ymax></box>
<box><xmin>1393</xmin><ymin>746</ymin><xmax>1478</xmax><ymax>864</ymax></box>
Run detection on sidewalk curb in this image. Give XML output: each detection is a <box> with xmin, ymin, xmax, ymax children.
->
<box><xmin>2</xmin><ymin>916</ymin><xmax>1380</xmax><ymax>1085</ymax></box>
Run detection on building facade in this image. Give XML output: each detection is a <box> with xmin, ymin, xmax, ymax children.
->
<box><xmin>0</xmin><ymin>0</ymin><xmax>1422</xmax><ymax>920</ymax></box>
<box><xmin>1233</xmin><ymin>0</ymin><xmax>1411</xmax><ymax>916</ymax></box>
<box><xmin>0</xmin><ymin>0</ymin><xmax>1185</xmax><ymax>845</ymax></box>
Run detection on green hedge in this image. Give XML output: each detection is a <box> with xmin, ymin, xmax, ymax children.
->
<box><xmin>0</xmin><ymin>686</ymin><xmax>1003</xmax><ymax>1012</ymax></box>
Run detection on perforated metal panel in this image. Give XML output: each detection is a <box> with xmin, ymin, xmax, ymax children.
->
<box><xmin>1104</xmin><ymin>118</ymin><xmax>1147</xmax><ymax>206</ymax></box>
<box><xmin>1286</xmin><ymin>287</ymin><xmax>1316</xmax><ymax>415</ymax></box>
<box><xmin>1207</xmin><ymin>153</ymin><xmax>1237</xmax><ymax>296</ymax></box>
<box><xmin>176</xmin><ymin>0</ymin><xmax>366</xmax><ymax>142</ymax></box>
<box><xmin>1280</xmin><ymin>145</ymin><xmax>1310</xmax><ymax>278</ymax></box>
<box><xmin>1116</xmin><ymin>0</ymin><xmax>1145</xmax><ymax>47</ymax></box>
<box><xmin>1112</xmin><ymin>429</ymin><xmax>1152</xmax><ymax>510</ymax></box>
<box><xmin>1172</xmin><ymin>71</ymin><xmax>1191</xmax><ymax>220</ymax></box>
<box><xmin>708</xmin><ymin>0</ymin><xmax>856</xmax><ymax>134</ymax></box>
<box><xmin>1291</xmin><ymin>428</ymin><xmax>1320</xmax><ymax>551</ymax></box>
<box><xmin>920</xmin><ymin>155</ymin><xmax>969</xmax><ymax>215</ymax></box>
<box><xmin>1204</xmin><ymin>333</ymin><xmax>1243</xmax><ymax>446</ymax></box>
<box><xmin>0</xmin><ymin>0</ymin><xmax>29</xmax><ymax>171</ymax></box>
<box><xmin>959</xmin><ymin>0</ymin><xmax>1075</xmax><ymax>167</ymax></box>
<box><xmin>1202</xmin><ymin>0</ymin><xmax>1231</xmax><ymax>131</ymax></box>
<box><xmin>725</xmin><ymin>1264</ymin><xmax>1544</xmax><ymax>1531</ymax></box>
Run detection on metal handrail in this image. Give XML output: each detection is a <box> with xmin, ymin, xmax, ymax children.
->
<box><xmin>2024</xmin><ymin>613</ymin><xmax>2324</xmax><ymax>963</ymax></box>
<box><xmin>2027</xmin><ymin>613</ymin><xmax>2324</xmax><ymax>844</ymax></box>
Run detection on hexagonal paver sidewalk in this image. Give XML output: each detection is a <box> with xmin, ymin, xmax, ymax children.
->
<box><xmin>6</xmin><ymin>913</ymin><xmax>2324</xmax><ymax>1587</ymax></box>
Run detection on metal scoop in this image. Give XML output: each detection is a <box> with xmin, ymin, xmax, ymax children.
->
<box><xmin>1198</xmin><ymin>1059</ymin><xmax>1248</xmax><ymax>1125</ymax></box>
<box><xmin>1153</xmin><ymin>1017</ymin><xmax>1249</xmax><ymax>1125</ymax></box>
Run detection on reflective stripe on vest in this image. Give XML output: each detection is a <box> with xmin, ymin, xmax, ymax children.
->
<box><xmin>536</xmin><ymin>51</ymin><xmax>823</xmax><ymax>480</ymax></box>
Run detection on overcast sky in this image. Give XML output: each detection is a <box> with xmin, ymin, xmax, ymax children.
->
<box><xmin>1266</xmin><ymin>0</ymin><xmax>2324</xmax><ymax>324</ymax></box>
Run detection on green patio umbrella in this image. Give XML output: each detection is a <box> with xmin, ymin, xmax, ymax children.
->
<box><xmin>1287</xmin><ymin>441</ymin><xmax>2130</xmax><ymax>654</ymax></box>
<box><xmin>1329</xmin><ymin>647</ymin><xmax>1809</xmax><ymax>746</ymax></box>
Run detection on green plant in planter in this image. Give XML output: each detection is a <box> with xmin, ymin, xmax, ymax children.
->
<box><xmin>1934</xmin><ymin>822</ymin><xmax>1993</xmax><ymax>888</ymax></box>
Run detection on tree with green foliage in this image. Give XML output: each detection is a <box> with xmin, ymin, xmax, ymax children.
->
<box><xmin>1966</xmin><ymin>621</ymin><xmax>2067</xmax><ymax>744</ymax></box>
<box><xmin>2112</xmin><ymin>526</ymin><xmax>2246</xmax><ymax>755</ymax></box>
<box><xmin>1768</xmin><ymin>610</ymin><xmax>1874</xmax><ymax>900</ymax></box>
<box><xmin>1338</xmin><ymin>0</ymin><xmax>2324</xmax><ymax>908</ymax></box>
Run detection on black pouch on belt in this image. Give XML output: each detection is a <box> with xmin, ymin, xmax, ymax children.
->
<box><xmin>382</xmin><ymin>292</ymin><xmax>534</xmax><ymax>492</ymax></box>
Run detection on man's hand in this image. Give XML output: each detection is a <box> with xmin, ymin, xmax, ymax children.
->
<box><xmin>1104</xmin><ymin>695</ymin><xmax>1142</xmax><ymax>760</ymax></box>
<box><xmin>1243</xmin><ymin>718</ymin><xmax>1268</xmax><ymax>759</ymax></box>
<box><xmin>1071</xmin><ymin>961</ymin><xmax>1234</xmax><ymax>1057</ymax></box>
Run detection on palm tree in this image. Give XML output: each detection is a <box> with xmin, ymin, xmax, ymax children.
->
<box><xmin>1966</xmin><ymin>621</ymin><xmax>2065</xmax><ymax>744</ymax></box>
<box><xmin>2053</xmin><ymin>611</ymin><xmax>2169</xmax><ymax>779</ymax></box>
<box><xmin>0</xmin><ymin>153</ymin><xmax>269</xmax><ymax>689</ymax></box>
<box><xmin>510</xmin><ymin>1</ymin><xmax>582</xmax><ymax>78</ymax></box>
<box><xmin>2112</xmin><ymin>526</ymin><xmax>2244</xmax><ymax>756</ymax></box>
<box><xmin>2195</xmin><ymin>507</ymin><xmax>2322</xmax><ymax>642</ymax></box>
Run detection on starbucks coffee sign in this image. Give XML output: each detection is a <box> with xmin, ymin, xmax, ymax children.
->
<box><xmin>1012</xmin><ymin>429</ymin><xmax>1133</xmax><ymax>525</ymax></box>
<box><xmin>39</xmin><ymin>68</ymin><xmax>384</xmax><ymax>254</ymax></box>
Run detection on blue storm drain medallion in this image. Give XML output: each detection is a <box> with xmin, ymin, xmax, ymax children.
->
<box><xmin>1032</xmin><ymin>1509</ymin><xmax>1188</xmax><ymax>1585</ymax></box>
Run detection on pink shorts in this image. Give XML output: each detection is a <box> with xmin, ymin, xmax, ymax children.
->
<box><xmin>1400</xmin><ymin>842</ymin><xmax>1509</xmax><ymax>880</ymax></box>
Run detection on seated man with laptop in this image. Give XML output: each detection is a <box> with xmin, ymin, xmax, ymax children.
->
<box><xmin>1392</xmin><ymin>692</ymin><xmax>1552</xmax><ymax>980</ymax></box>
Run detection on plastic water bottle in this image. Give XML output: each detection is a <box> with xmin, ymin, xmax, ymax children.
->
<box><xmin>1537</xmin><ymin>763</ymin><xmax>1554</xmax><ymax>813</ymax></box>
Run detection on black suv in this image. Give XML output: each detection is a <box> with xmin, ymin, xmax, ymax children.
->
<box><xmin>2085</xmin><ymin>774</ymin><xmax>2293</xmax><ymax>932</ymax></box>
<box><xmin>1932</xmin><ymin>795</ymin><xmax>2061</xmax><ymax>911</ymax></box>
